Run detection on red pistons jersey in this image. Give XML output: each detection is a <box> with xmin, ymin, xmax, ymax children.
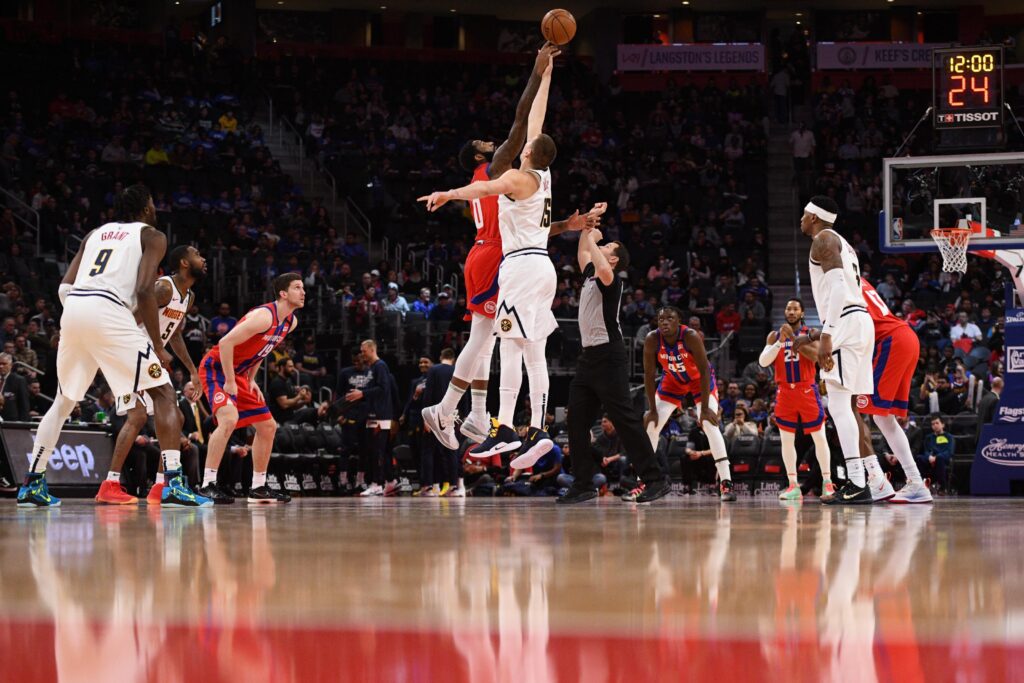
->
<box><xmin>860</xmin><ymin>279</ymin><xmax>906</xmax><ymax>341</ymax></box>
<box><xmin>657</xmin><ymin>326</ymin><xmax>706</xmax><ymax>384</ymax></box>
<box><xmin>207</xmin><ymin>302</ymin><xmax>295</xmax><ymax>374</ymax></box>
<box><xmin>470</xmin><ymin>163</ymin><xmax>500</xmax><ymax>243</ymax></box>
<box><xmin>775</xmin><ymin>325</ymin><xmax>817</xmax><ymax>387</ymax></box>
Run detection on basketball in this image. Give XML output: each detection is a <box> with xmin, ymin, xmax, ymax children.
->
<box><xmin>541</xmin><ymin>9</ymin><xmax>576</xmax><ymax>45</ymax></box>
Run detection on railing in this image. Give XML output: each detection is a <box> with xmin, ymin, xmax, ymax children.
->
<box><xmin>14</xmin><ymin>360</ymin><xmax>44</xmax><ymax>376</ymax></box>
<box><xmin>64</xmin><ymin>233</ymin><xmax>83</xmax><ymax>265</ymax></box>
<box><xmin>345</xmin><ymin>196</ymin><xmax>372</xmax><ymax>250</ymax></box>
<box><xmin>0</xmin><ymin>185</ymin><xmax>41</xmax><ymax>256</ymax></box>
<box><xmin>277</xmin><ymin>115</ymin><xmax>305</xmax><ymax>177</ymax></box>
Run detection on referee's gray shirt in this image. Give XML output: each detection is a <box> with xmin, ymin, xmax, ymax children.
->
<box><xmin>579</xmin><ymin>262</ymin><xmax>624</xmax><ymax>348</ymax></box>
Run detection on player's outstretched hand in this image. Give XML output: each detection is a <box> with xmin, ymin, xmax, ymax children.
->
<box><xmin>418</xmin><ymin>191</ymin><xmax>452</xmax><ymax>212</ymax></box>
<box><xmin>534</xmin><ymin>42</ymin><xmax>561</xmax><ymax>75</ymax></box>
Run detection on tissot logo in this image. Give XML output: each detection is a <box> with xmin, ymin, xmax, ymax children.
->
<box><xmin>938</xmin><ymin>112</ymin><xmax>999</xmax><ymax>124</ymax></box>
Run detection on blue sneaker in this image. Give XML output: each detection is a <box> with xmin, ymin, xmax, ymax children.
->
<box><xmin>17</xmin><ymin>473</ymin><xmax>61</xmax><ymax>508</ymax></box>
<box><xmin>891</xmin><ymin>480</ymin><xmax>934</xmax><ymax>504</ymax></box>
<box><xmin>161</xmin><ymin>471</ymin><xmax>213</xmax><ymax>508</ymax></box>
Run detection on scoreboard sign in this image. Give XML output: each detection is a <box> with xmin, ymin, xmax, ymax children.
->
<box><xmin>933</xmin><ymin>46</ymin><xmax>1003</xmax><ymax>129</ymax></box>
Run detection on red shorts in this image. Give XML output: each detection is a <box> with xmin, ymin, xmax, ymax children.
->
<box><xmin>464</xmin><ymin>241</ymin><xmax>502</xmax><ymax>319</ymax></box>
<box><xmin>199</xmin><ymin>355</ymin><xmax>273</xmax><ymax>428</ymax></box>
<box><xmin>858</xmin><ymin>326</ymin><xmax>920</xmax><ymax>418</ymax></box>
<box><xmin>774</xmin><ymin>384</ymin><xmax>825</xmax><ymax>433</ymax></box>
<box><xmin>657</xmin><ymin>371</ymin><xmax>719</xmax><ymax>408</ymax></box>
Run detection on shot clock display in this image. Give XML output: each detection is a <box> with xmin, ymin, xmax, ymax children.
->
<box><xmin>933</xmin><ymin>46</ymin><xmax>1003</xmax><ymax>130</ymax></box>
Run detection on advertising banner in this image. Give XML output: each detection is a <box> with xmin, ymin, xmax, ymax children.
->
<box><xmin>817</xmin><ymin>42</ymin><xmax>950</xmax><ymax>70</ymax></box>
<box><xmin>617</xmin><ymin>44</ymin><xmax>764</xmax><ymax>72</ymax></box>
<box><xmin>1</xmin><ymin>425</ymin><xmax>113</xmax><ymax>486</ymax></box>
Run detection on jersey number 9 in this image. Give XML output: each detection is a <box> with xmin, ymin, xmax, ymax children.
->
<box><xmin>89</xmin><ymin>249</ymin><xmax>113</xmax><ymax>276</ymax></box>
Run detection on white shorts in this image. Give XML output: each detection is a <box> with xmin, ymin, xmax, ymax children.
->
<box><xmin>115</xmin><ymin>390</ymin><xmax>154</xmax><ymax>417</ymax></box>
<box><xmin>494</xmin><ymin>251</ymin><xmax>557</xmax><ymax>340</ymax></box>
<box><xmin>58</xmin><ymin>292</ymin><xmax>171</xmax><ymax>401</ymax></box>
<box><xmin>821</xmin><ymin>310</ymin><xmax>874</xmax><ymax>395</ymax></box>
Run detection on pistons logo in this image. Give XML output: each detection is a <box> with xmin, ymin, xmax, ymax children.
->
<box><xmin>147</xmin><ymin>363</ymin><xmax>163</xmax><ymax>379</ymax></box>
<box><xmin>214</xmin><ymin>392</ymin><xmax>226</xmax><ymax>404</ymax></box>
<box><xmin>500</xmin><ymin>318</ymin><xmax>512</xmax><ymax>333</ymax></box>
<box><xmin>856</xmin><ymin>395</ymin><xmax>870</xmax><ymax>410</ymax></box>
<box><xmin>484</xmin><ymin>300</ymin><xmax>496</xmax><ymax>315</ymax></box>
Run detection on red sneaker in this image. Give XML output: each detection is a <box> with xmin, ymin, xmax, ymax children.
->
<box><xmin>147</xmin><ymin>482</ymin><xmax>165</xmax><ymax>505</ymax></box>
<box><xmin>95</xmin><ymin>480</ymin><xmax>138</xmax><ymax>505</ymax></box>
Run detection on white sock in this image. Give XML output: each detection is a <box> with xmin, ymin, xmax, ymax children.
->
<box><xmin>873</xmin><ymin>414</ymin><xmax>923</xmax><ymax>485</ymax></box>
<box><xmin>471</xmin><ymin>389</ymin><xmax>488</xmax><ymax>422</ymax></box>
<box><xmin>811</xmin><ymin>428</ymin><xmax>832</xmax><ymax>483</ymax></box>
<box><xmin>252</xmin><ymin>470</ymin><xmax>266</xmax><ymax>488</ymax></box>
<box><xmin>457</xmin><ymin>477</ymin><xmax>465</xmax><ymax>490</ymax></box>
<box><xmin>714</xmin><ymin>457</ymin><xmax>731</xmax><ymax>483</ymax></box>
<box><xmin>155</xmin><ymin>473</ymin><xmax>164</xmax><ymax>484</ymax></box>
<box><xmin>106</xmin><ymin>471</ymin><xmax>121</xmax><ymax>482</ymax></box>
<box><xmin>863</xmin><ymin>454</ymin><xmax>883</xmax><ymax>483</ymax></box>
<box><xmin>30</xmin><ymin>394</ymin><xmax>77</xmax><ymax>474</ymax></box>
<box><xmin>340</xmin><ymin>471</ymin><xmax>349</xmax><ymax>485</ymax></box>
<box><xmin>780</xmin><ymin>429</ymin><xmax>798</xmax><ymax>484</ymax></box>
<box><xmin>203</xmin><ymin>467</ymin><xmax>218</xmax><ymax>486</ymax></box>
<box><xmin>524</xmin><ymin>339</ymin><xmax>549</xmax><ymax>430</ymax></box>
<box><xmin>162</xmin><ymin>450</ymin><xmax>182</xmax><ymax>473</ymax></box>
<box><xmin>705</xmin><ymin>421</ymin><xmax>731</xmax><ymax>482</ymax></box>
<box><xmin>498</xmin><ymin>337</ymin><xmax>524</xmax><ymax>426</ymax></box>
<box><xmin>438</xmin><ymin>383</ymin><xmax>467</xmax><ymax>416</ymax></box>
<box><xmin>846</xmin><ymin>457</ymin><xmax>866</xmax><ymax>487</ymax></box>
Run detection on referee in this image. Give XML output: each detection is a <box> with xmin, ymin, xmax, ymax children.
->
<box><xmin>557</xmin><ymin>228</ymin><xmax>671</xmax><ymax>504</ymax></box>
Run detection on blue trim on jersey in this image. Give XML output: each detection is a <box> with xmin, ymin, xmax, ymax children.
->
<box><xmin>66</xmin><ymin>291</ymin><xmax>126</xmax><ymax>308</ymax></box>
<box><xmin>872</xmin><ymin>336</ymin><xmax>893</xmax><ymax>392</ymax></box>
<box><xmin>470</xmin><ymin>270</ymin><xmax>501</xmax><ymax>305</ymax></box>
<box><xmin>238</xmin><ymin>407</ymin><xmax>270</xmax><ymax>420</ymax></box>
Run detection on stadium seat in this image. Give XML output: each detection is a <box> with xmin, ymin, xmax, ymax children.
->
<box><xmin>301</xmin><ymin>423</ymin><xmax>323</xmax><ymax>453</ymax></box>
<box><xmin>286</xmin><ymin>423</ymin><xmax>308</xmax><ymax>454</ymax></box>
<box><xmin>760</xmin><ymin>433</ymin><xmax>782</xmax><ymax>459</ymax></box>
<box><xmin>319</xmin><ymin>424</ymin><xmax>343</xmax><ymax>454</ymax></box>
<box><xmin>730</xmin><ymin>434</ymin><xmax>761</xmax><ymax>479</ymax></box>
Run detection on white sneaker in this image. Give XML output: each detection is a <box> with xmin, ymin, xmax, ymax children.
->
<box><xmin>891</xmin><ymin>480</ymin><xmax>934</xmax><ymax>504</ymax></box>
<box><xmin>460</xmin><ymin>412</ymin><xmax>490</xmax><ymax>444</ymax></box>
<box><xmin>869</xmin><ymin>473</ymin><xmax>896</xmax><ymax>502</ymax></box>
<box><xmin>360</xmin><ymin>483</ymin><xmax>383</xmax><ymax>497</ymax></box>
<box><xmin>383</xmin><ymin>480</ymin><xmax>400</xmax><ymax>496</ymax></box>
<box><xmin>448</xmin><ymin>486</ymin><xmax>467</xmax><ymax>498</ymax></box>
<box><xmin>421</xmin><ymin>404</ymin><xmax>459</xmax><ymax>450</ymax></box>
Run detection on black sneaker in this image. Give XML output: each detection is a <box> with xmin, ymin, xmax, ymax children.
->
<box><xmin>509</xmin><ymin>427</ymin><xmax>554</xmax><ymax>470</ymax></box>
<box><xmin>556</xmin><ymin>485</ymin><xmax>599</xmax><ymax>505</ymax></box>
<box><xmin>469</xmin><ymin>418</ymin><xmax>522</xmax><ymax>459</ymax></box>
<box><xmin>197</xmin><ymin>482</ymin><xmax>235</xmax><ymax>505</ymax></box>
<box><xmin>719</xmin><ymin>480</ymin><xmax>737</xmax><ymax>502</ymax></box>
<box><xmin>247</xmin><ymin>486</ymin><xmax>281</xmax><ymax>504</ymax></box>
<box><xmin>272</xmin><ymin>489</ymin><xmax>292</xmax><ymax>503</ymax></box>
<box><xmin>823</xmin><ymin>481</ymin><xmax>873</xmax><ymax>505</ymax></box>
<box><xmin>636</xmin><ymin>478</ymin><xmax>672</xmax><ymax>504</ymax></box>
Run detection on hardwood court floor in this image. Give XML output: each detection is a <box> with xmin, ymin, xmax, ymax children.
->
<box><xmin>1</xmin><ymin>496</ymin><xmax>1023</xmax><ymax>682</ymax></box>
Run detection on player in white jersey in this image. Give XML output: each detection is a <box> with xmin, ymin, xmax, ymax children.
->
<box><xmin>793</xmin><ymin>195</ymin><xmax>875</xmax><ymax>505</ymax></box>
<box><xmin>16</xmin><ymin>184</ymin><xmax>211</xmax><ymax>508</ymax></box>
<box><xmin>95</xmin><ymin>245</ymin><xmax>208</xmax><ymax>505</ymax></box>
<box><xmin>419</xmin><ymin>60</ymin><xmax>561</xmax><ymax>466</ymax></box>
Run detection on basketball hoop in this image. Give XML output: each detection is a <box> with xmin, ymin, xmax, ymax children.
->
<box><xmin>931</xmin><ymin>228</ymin><xmax>972</xmax><ymax>273</ymax></box>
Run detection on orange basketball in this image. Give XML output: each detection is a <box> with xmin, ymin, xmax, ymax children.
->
<box><xmin>541</xmin><ymin>9</ymin><xmax>576</xmax><ymax>45</ymax></box>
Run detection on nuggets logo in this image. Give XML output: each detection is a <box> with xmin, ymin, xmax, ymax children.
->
<box><xmin>214</xmin><ymin>392</ymin><xmax>226</xmax><ymax>404</ymax></box>
<box><xmin>123</xmin><ymin>394</ymin><xmax>132</xmax><ymax>404</ymax></box>
<box><xmin>484</xmin><ymin>300</ymin><xmax>496</xmax><ymax>315</ymax></box>
<box><xmin>147</xmin><ymin>363</ymin><xmax>163</xmax><ymax>379</ymax></box>
<box><xmin>856</xmin><ymin>395</ymin><xmax>869</xmax><ymax>409</ymax></box>
<box><xmin>500</xmin><ymin>318</ymin><xmax>512</xmax><ymax>333</ymax></box>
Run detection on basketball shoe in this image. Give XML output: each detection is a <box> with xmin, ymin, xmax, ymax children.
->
<box><xmin>779</xmin><ymin>483</ymin><xmax>803</xmax><ymax>501</ymax></box>
<box><xmin>459</xmin><ymin>412</ymin><xmax>490</xmax><ymax>444</ymax></box>
<box><xmin>421</xmin><ymin>404</ymin><xmax>459</xmax><ymax>450</ymax></box>
<box><xmin>509</xmin><ymin>427</ymin><xmax>554</xmax><ymax>470</ymax></box>
<box><xmin>17</xmin><ymin>473</ymin><xmax>61</xmax><ymax>508</ymax></box>
<box><xmin>147</xmin><ymin>482</ymin><xmax>164</xmax><ymax>505</ymax></box>
<box><xmin>719</xmin><ymin>480</ymin><xmax>737</xmax><ymax>502</ymax></box>
<box><xmin>95</xmin><ymin>480</ymin><xmax>138</xmax><ymax>505</ymax></box>
<box><xmin>891</xmin><ymin>480</ymin><xmax>934</xmax><ymax>504</ymax></box>
<box><xmin>471</xmin><ymin>418</ymin><xmax>522</xmax><ymax>458</ymax></box>
<box><xmin>161</xmin><ymin>471</ymin><xmax>213</xmax><ymax>508</ymax></box>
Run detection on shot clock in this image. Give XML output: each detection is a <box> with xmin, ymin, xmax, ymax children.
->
<box><xmin>933</xmin><ymin>46</ymin><xmax>1004</xmax><ymax>130</ymax></box>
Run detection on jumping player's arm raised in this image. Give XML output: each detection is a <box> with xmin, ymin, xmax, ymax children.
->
<box><xmin>136</xmin><ymin>228</ymin><xmax>173</xmax><ymax>369</ymax></box>
<box><xmin>490</xmin><ymin>43</ymin><xmax>560</xmax><ymax>177</ymax></box>
<box><xmin>683</xmin><ymin>329</ymin><xmax>719</xmax><ymax>427</ymax></box>
<box><xmin>578</xmin><ymin>228</ymin><xmax>615</xmax><ymax>286</ymax></box>
<box><xmin>526</xmin><ymin>48</ymin><xmax>553</xmax><ymax>142</ymax></box>
<box><xmin>808</xmin><ymin>230</ymin><xmax>845</xmax><ymax>372</ymax></box>
<box><xmin>420</xmin><ymin>168</ymin><xmax>539</xmax><ymax>210</ymax></box>
<box><xmin>214</xmin><ymin>307</ymin><xmax>274</xmax><ymax>398</ymax></box>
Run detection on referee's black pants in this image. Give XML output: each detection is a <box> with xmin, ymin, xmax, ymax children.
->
<box><xmin>567</xmin><ymin>343</ymin><xmax>666</xmax><ymax>489</ymax></box>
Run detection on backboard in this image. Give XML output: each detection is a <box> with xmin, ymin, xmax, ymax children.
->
<box><xmin>881</xmin><ymin>152</ymin><xmax>1024</xmax><ymax>253</ymax></box>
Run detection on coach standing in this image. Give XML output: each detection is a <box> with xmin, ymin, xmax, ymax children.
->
<box><xmin>557</xmin><ymin>228</ymin><xmax>671</xmax><ymax>504</ymax></box>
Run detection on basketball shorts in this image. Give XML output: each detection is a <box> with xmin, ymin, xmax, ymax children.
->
<box><xmin>494</xmin><ymin>250</ymin><xmax>557</xmax><ymax>340</ymax></box>
<box><xmin>57</xmin><ymin>291</ymin><xmax>171</xmax><ymax>401</ymax></box>
<box><xmin>774</xmin><ymin>385</ymin><xmax>825</xmax><ymax>433</ymax></box>
<box><xmin>115</xmin><ymin>391</ymin><xmax>154</xmax><ymax>417</ymax></box>
<box><xmin>656</xmin><ymin>370</ymin><xmax>719</xmax><ymax>409</ymax></box>
<box><xmin>464</xmin><ymin>241</ymin><xmax>502</xmax><ymax>319</ymax></box>
<box><xmin>858</xmin><ymin>326</ymin><xmax>920</xmax><ymax>418</ymax></box>
<box><xmin>198</xmin><ymin>355</ymin><xmax>273</xmax><ymax>428</ymax></box>
<box><xmin>819</xmin><ymin>309</ymin><xmax>874</xmax><ymax>395</ymax></box>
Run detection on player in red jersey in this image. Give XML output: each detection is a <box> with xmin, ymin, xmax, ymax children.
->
<box><xmin>643</xmin><ymin>306</ymin><xmax>736</xmax><ymax>501</ymax></box>
<box><xmin>760</xmin><ymin>299</ymin><xmax>833</xmax><ymax>502</ymax></box>
<box><xmin>857</xmin><ymin>279</ymin><xmax>932</xmax><ymax>504</ymax></box>
<box><xmin>423</xmin><ymin>43</ymin><xmax>600</xmax><ymax>453</ymax></box>
<box><xmin>196</xmin><ymin>272</ymin><xmax>305</xmax><ymax>504</ymax></box>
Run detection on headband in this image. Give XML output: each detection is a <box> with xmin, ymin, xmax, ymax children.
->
<box><xmin>804</xmin><ymin>201</ymin><xmax>837</xmax><ymax>224</ymax></box>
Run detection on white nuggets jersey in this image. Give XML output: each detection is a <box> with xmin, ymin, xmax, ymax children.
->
<box><xmin>497</xmin><ymin>168</ymin><xmax>552</xmax><ymax>254</ymax></box>
<box><xmin>74</xmin><ymin>222</ymin><xmax>148</xmax><ymax>309</ymax></box>
<box><xmin>809</xmin><ymin>228</ymin><xmax>867</xmax><ymax>327</ymax></box>
<box><xmin>153</xmin><ymin>275</ymin><xmax>192</xmax><ymax>346</ymax></box>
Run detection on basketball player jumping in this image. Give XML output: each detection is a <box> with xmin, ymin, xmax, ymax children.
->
<box><xmin>420</xmin><ymin>44</ymin><xmax>591</xmax><ymax>467</ymax></box>
<box><xmin>796</xmin><ymin>195</ymin><xmax>875</xmax><ymax>505</ymax></box>
<box><xmin>196</xmin><ymin>273</ymin><xmax>304</xmax><ymax>504</ymax></box>
<box><xmin>17</xmin><ymin>184</ymin><xmax>210</xmax><ymax>508</ymax></box>
<box><xmin>94</xmin><ymin>245</ymin><xmax>207</xmax><ymax>505</ymax></box>
<box><xmin>759</xmin><ymin>298</ymin><xmax>833</xmax><ymax>501</ymax></box>
<box><xmin>643</xmin><ymin>306</ymin><xmax>736</xmax><ymax>502</ymax></box>
<box><xmin>422</xmin><ymin>43</ymin><xmax>601</xmax><ymax>456</ymax></box>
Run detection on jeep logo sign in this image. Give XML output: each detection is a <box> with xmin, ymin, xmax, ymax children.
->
<box><xmin>1</xmin><ymin>426</ymin><xmax>114</xmax><ymax>486</ymax></box>
<box><xmin>27</xmin><ymin>444</ymin><xmax>97</xmax><ymax>479</ymax></box>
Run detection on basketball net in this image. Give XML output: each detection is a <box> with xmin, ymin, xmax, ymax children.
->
<box><xmin>930</xmin><ymin>227</ymin><xmax>971</xmax><ymax>273</ymax></box>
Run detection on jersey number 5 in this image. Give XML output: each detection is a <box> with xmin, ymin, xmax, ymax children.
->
<box><xmin>89</xmin><ymin>249</ymin><xmax>113</xmax><ymax>276</ymax></box>
<box><xmin>541</xmin><ymin>198</ymin><xmax>551</xmax><ymax>229</ymax></box>
<box><xmin>160</xmin><ymin>321</ymin><xmax>176</xmax><ymax>341</ymax></box>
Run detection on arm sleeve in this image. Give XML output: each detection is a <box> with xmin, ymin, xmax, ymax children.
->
<box><xmin>759</xmin><ymin>342</ymin><xmax>782</xmax><ymax>367</ymax></box>
<box><xmin>821</xmin><ymin>269</ymin><xmax>848</xmax><ymax>335</ymax></box>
